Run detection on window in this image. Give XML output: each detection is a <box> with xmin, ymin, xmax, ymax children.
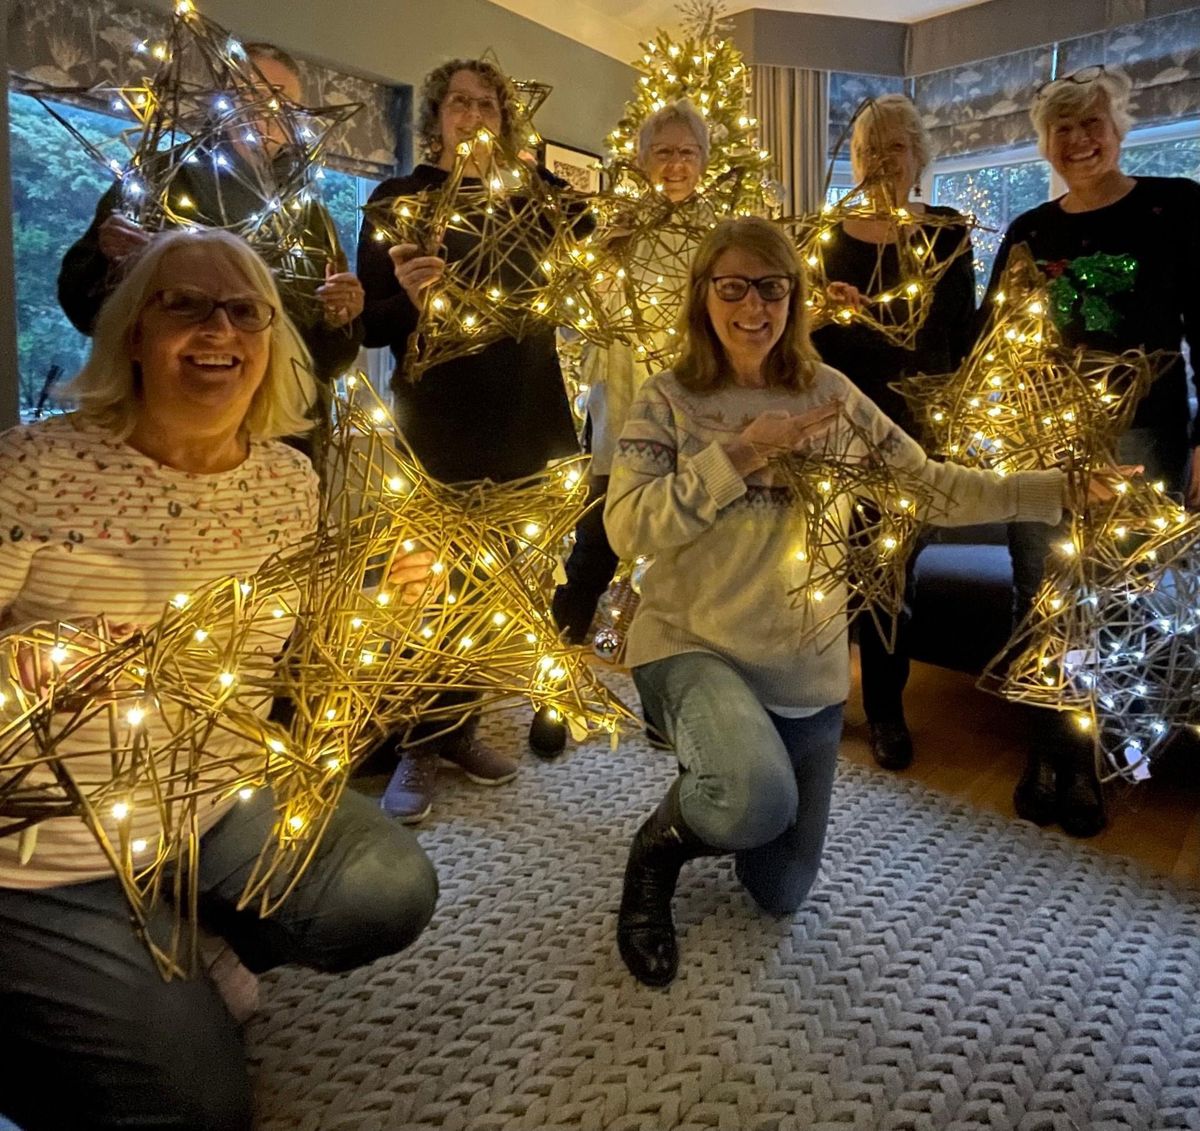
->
<box><xmin>931</xmin><ymin>151</ymin><xmax>1051</xmax><ymax>298</ymax></box>
<box><xmin>9</xmin><ymin>91</ymin><xmax>123</xmax><ymax>417</ymax></box>
<box><xmin>9</xmin><ymin>91</ymin><xmax>382</xmax><ymax>420</ymax></box>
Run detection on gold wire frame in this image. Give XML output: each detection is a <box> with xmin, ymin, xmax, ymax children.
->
<box><xmin>14</xmin><ymin>1</ymin><xmax>360</xmax><ymax>322</ymax></box>
<box><xmin>0</xmin><ymin>377</ymin><xmax>632</xmax><ymax>978</ymax></box>
<box><xmin>364</xmin><ymin>128</ymin><xmax>608</xmax><ymax>382</ymax></box>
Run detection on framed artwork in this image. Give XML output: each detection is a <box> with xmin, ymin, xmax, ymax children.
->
<box><xmin>542</xmin><ymin>140</ymin><xmax>604</xmax><ymax>193</ymax></box>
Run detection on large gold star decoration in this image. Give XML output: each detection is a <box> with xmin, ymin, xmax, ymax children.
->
<box><xmin>363</xmin><ymin>128</ymin><xmax>608</xmax><ymax>382</ymax></box>
<box><xmin>788</xmin><ymin>180</ymin><xmax>975</xmax><ymax>350</ymax></box>
<box><xmin>896</xmin><ymin>246</ymin><xmax>1161</xmax><ymax>474</ymax></box>
<box><xmin>985</xmin><ymin>477</ymin><xmax>1200</xmax><ymax>778</ymax></box>
<box><xmin>14</xmin><ymin>0</ymin><xmax>360</xmax><ymax>322</ymax></box>
<box><xmin>0</xmin><ymin>377</ymin><xmax>631</xmax><ymax>977</ymax></box>
<box><xmin>773</xmin><ymin>409</ymin><xmax>944</xmax><ymax>651</ymax></box>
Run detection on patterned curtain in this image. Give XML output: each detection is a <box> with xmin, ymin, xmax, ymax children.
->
<box><xmin>7</xmin><ymin>0</ymin><xmax>404</xmax><ymax>174</ymax></box>
<box><xmin>750</xmin><ymin>65</ymin><xmax>829</xmax><ymax>216</ymax></box>
<box><xmin>827</xmin><ymin>72</ymin><xmax>906</xmax><ymax>160</ymax></box>
<box><xmin>914</xmin><ymin>8</ymin><xmax>1200</xmax><ymax>160</ymax></box>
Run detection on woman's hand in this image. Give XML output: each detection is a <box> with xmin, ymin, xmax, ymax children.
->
<box><xmin>826</xmin><ymin>281</ymin><xmax>864</xmax><ymax>311</ymax></box>
<box><xmin>317</xmin><ymin>269</ymin><xmax>365</xmax><ymax>327</ymax></box>
<box><xmin>386</xmin><ymin>548</ymin><xmax>440</xmax><ymax>605</ymax></box>
<box><xmin>13</xmin><ymin>619</ymin><xmax>139</xmax><ymax>697</ymax></box>
<box><xmin>388</xmin><ymin>243</ymin><xmax>446</xmax><ymax>308</ymax></box>
<box><xmin>724</xmin><ymin>403</ymin><xmax>842</xmax><ymax>477</ymax></box>
<box><xmin>97</xmin><ymin>213</ymin><xmax>152</xmax><ymax>263</ymax></box>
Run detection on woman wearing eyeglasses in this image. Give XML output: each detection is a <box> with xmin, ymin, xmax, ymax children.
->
<box><xmin>986</xmin><ymin>67</ymin><xmax>1200</xmax><ymax>837</ymax></box>
<box><xmin>357</xmin><ymin>58</ymin><xmax>581</xmax><ymax>819</ymax></box>
<box><xmin>810</xmin><ymin>94</ymin><xmax>977</xmax><ymax>774</ymax></box>
<box><xmin>0</xmin><ymin>230</ymin><xmax>437</xmax><ymax>1130</ymax></box>
<box><xmin>606</xmin><ymin>217</ymin><xmax>1109</xmax><ymax>987</ymax></box>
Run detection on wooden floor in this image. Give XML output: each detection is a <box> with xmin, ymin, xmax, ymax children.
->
<box><xmin>841</xmin><ymin>651</ymin><xmax>1200</xmax><ymax>885</ymax></box>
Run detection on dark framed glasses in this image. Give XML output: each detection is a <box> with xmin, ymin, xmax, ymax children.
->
<box><xmin>1036</xmin><ymin>64</ymin><xmax>1105</xmax><ymax>102</ymax></box>
<box><xmin>151</xmin><ymin>287</ymin><xmax>276</xmax><ymax>332</ymax></box>
<box><xmin>709</xmin><ymin>275</ymin><xmax>795</xmax><ymax>302</ymax></box>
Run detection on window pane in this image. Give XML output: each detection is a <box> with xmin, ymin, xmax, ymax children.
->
<box><xmin>317</xmin><ymin>167</ymin><xmax>379</xmax><ymax>270</ymax></box>
<box><xmin>1122</xmin><ymin>136</ymin><xmax>1200</xmax><ymax>180</ymax></box>
<box><xmin>9</xmin><ymin>92</ymin><xmax>126</xmax><ymax>417</ymax></box>
<box><xmin>933</xmin><ymin>160</ymin><xmax>1051</xmax><ymax>298</ymax></box>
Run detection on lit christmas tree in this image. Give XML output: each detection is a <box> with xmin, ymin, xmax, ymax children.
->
<box><xmin>605</xmin><ymin>1</ymin><xmax>773</xmax><ymax>214</ymax></box>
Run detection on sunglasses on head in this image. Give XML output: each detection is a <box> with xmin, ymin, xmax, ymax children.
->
<box><xmin>1035</xmin><ymin>64</ymin><xmax>1106</xmax><ymax>102</ymax></box>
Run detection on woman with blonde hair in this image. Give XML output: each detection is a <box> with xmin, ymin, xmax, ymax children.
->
<box><xmin>988</xmin><ymin>66</ymin><xmax>1200</xmax><ymax>837</ymax></box>
<box><xmin>811</xmin><ymin>93</ymin><xmax>976</xmax><ymax>772</ymax></box>
<box><xmin>607</xmin><ymin>216</ymin><xmax>1114</xmax><ymax>987</ymax></box>
<box><xmin>0</xmin><ymin>229</ymin><xmax>437</xmax><ymax>1131</ymax></box>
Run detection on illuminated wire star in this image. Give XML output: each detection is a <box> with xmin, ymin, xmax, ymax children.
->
<box><xmin>0</xmin><ymin>376</ymin><xmax>632</xmax><ymax>977</ymax></box>
<box><xmin>896</xmin><ymin>247</ymin><xmax>1161</xmax><ymax>473</ymax></box>
<box><xmin>14</xmin><ymin>1</ymin><xmax>360</xmax><ymax>322</ymax></box>
<box><xmin>365</xmin><ymin>130</ymin><xmax>606</xmax><ymax>382</ymax></box>
<box><xmin>773</xmin><ymin>410</ymin><xmax>943</xmax><ymax>652</ymax></box>
<box><xmin>788</xmin><ymin>180</ymin><xmax>975</xmax><ymax>350</ymax></box>
<box><xmin>986</xmin><ymin>477</ymin><xmax>1200</xmax><ymax>778</ymax></box>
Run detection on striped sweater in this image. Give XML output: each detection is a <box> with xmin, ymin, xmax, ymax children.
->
<box><xmin>0</xmin><ymin>414</ymin><xmax>318</xmax><ymax>888</ymax></box>
<box><xmin>604</xmin><ymin>365</ymin><xmax>1065</xmax><ymax>709</ymax></box>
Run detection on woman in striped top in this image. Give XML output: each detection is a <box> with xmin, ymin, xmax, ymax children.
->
<box><xmin>0</xmin><ymin>230</ymin><xmax>437</xmax><ymax>1131</ymax></box>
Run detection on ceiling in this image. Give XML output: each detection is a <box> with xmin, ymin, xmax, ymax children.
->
<box><xmin>488</xmin><ymin>0</ymin><xmax>994</xmax><ymax>62</ymax></box>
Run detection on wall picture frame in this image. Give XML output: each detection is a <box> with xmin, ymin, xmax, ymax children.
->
<box><xmin>541</xmin><ymin>140</ymin><xmax>604</xmax><ymax>193</ymax></box>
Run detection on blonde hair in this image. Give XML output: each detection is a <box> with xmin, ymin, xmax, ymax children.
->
<box><xmin>1031</xmin><ymin>68</ymin><xmax>1134</xmax><ymax>155</ymax></box>
<box><xmin>850</xmin><ymin>94</ymin><xmax>933</xmax><ymax>187</ymax></box>
<box><xmin>637</xmin><ymin>99</ymin><xmax>710</xmax><ymax>168</ymax></box>
<box><xmin>674</xmin><ymin>217</ymin><xmax>820</xmax><ymax>394</ymax></box>
<box><xmin>67</xmin><ymin>229</ymin><xmax>316</xmax><ymax>441</ymax></box>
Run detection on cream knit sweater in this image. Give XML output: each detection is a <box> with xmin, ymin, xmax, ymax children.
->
<box><xmin>605</xmin><ymin>365</ymin><xmax>1064</xmax><ymax>709</ymax></box>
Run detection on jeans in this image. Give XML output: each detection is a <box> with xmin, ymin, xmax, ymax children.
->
<box><xmin>634</xmin><ymin>652</ymin><xmax>845</xmax><ymax>915</ymax></box>
<box><xmin>0</xmin><ymin>788</ymin><xmax>437</xmax><ymax>1131</ymax></box>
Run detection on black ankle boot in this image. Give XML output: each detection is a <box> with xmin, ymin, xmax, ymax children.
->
<box><xmin>1058</xmin><ymin>747</ymin><xmax>1106</xmax><ymax>838</ymax></box>
<box><xmin>617</xmin><ymin>782</ymin><xmax>717</xmax><ymax>987</ymax></box>
<box><xmin>1013</xmin><ymin>746</ymin><xmax>1058</xmax><ymax>826</ymax></box>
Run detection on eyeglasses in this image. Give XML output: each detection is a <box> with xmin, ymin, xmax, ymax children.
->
<box><xmin>443</xmin><ymin>91</ymin><xmax>502</xmax><ymax>116</ymax></box>
<box><xmin>709</xmin><ymin>275</ymin><xmax>795</xmax><ymax>302</ymax></box>
<box><xmin>151</xmin><ymin>288</ymin><xmax>276</xmax><ymax>332</ymax></box>
<box><xmin>646</xmin><ymin>144</ymin><xmax>703</xmax><ymax>165</ymax></box>
<box><xmin>1036</xmin><ymin>64</ymin><xmax>1105</xmax><ymax>101</ymax></box>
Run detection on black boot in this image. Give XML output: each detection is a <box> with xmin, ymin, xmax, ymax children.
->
<box><xmin>617</xmin><ymin>781</ymin><xmax>718</xmax><ymax>987</ymax></box>
<box><xmin>1013</xmin><ymin>745</ymin><xmax>1058</xmax><ymax>825</ymax></box>
<box><xmin>1057</xmin><ymin>743</ymin><xmax>1106</xmax><ymax>838</ymax></box>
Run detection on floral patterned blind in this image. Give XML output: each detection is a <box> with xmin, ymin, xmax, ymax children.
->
<box><xmin>7</xmin><ymin>0</ymin><xmax>405</xmax><ymax>175</ymax></box>
<box><xmin>827</xmin><ymin>71</ymin><xmax>906</xmax><ymax>158</ymax></box>
<box><xmin>830</xmin><ymin>8</ymin><xmax>1200</xmax><ymax>163</ymax></box>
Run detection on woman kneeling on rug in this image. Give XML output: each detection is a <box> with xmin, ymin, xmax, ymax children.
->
<box><xmin>606</xmin><ymin>216</ymin><xmax>1121</xmax><ymax>987</ymax></box>
<box><xmin>0</xmin><ymin>230</ymin><xmax>438</xmax><ymax>1131</ymax></box>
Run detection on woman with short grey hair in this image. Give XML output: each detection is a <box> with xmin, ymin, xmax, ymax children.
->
<box><xmin>546</xmin><ymin>100</ymin><xmax>713</xmax><ymax>688</ymax></box>
<box><xmin>986</xmin><ymin>65</ymin><xmax>1200</xmax><ymax>838</ymax></box>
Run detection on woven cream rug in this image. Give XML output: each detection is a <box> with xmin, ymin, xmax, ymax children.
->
<box><xmin>250</xmin><ymin>675</ymin><xmax>1200</xmax><ymax>1131</ymax></box>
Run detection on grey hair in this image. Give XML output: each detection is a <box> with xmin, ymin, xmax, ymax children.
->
<box><xmin>1031</xmin><ymin>68</ymin><xmax>1135</xmax><ymax>154</ymax></box>
<box><xmin>850</xmin><ymin>94</ymin><xmax>933</xmax><ymax>186</ymax></box>
<box><xmin>636</xmin><ymin>99</ymin><xmax>710</xmax><ymax>168</ymax></box>
<box><xmin>66</xmin><ymin>229</ymin><xmax>316</xmax><ymax>441</ymax></box>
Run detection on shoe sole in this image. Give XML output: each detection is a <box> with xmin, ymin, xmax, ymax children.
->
<box><xmin>383</xmin><ymin>801</ymin><xmax>433</xmax><ymax>824</ymax></box>
<box><xmin>440</xmin><ymin>758</ymin><xmax>519</xmax><ymax>786</ymax></box>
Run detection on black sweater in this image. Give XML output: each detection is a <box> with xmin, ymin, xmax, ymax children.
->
<box><xmin>357</xmin><ymin>163</ymin><xmax>579</xmax><ymax>484</ymax></box>
<box><xmin>57</xmin><ymin>147</ymin><xmax>363</xmax><ymax>384</ymax></box>
<box><xmin>985</xmin><ymin>176</ymin><xmax>1200</xmax><ymax>448</ymax></box>
<box><xmin>810</xmin><ymin>206</ymin><xmax>977</xmax><ymax>431</ymax></box>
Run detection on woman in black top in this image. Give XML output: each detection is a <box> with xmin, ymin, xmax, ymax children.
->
<box><xmin>356</xmin><ymin>58</ymin><xmax>580</xmax><ymax>822</ymax></box>
<box><xmin>811</xmin><ymin>94</ymin><xmax>976</xmax><ymax>773</ymax></box>
<box><xmin>986</xmin><ymin>67</ymin><xmax>1200</xmax><ymax>837</ymax></box>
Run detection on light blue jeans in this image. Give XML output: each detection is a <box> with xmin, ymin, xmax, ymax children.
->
<box><xmin>634</xmin><ymin>651</ymin><xmax>845</xmax><ymax>915</ymax></box>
